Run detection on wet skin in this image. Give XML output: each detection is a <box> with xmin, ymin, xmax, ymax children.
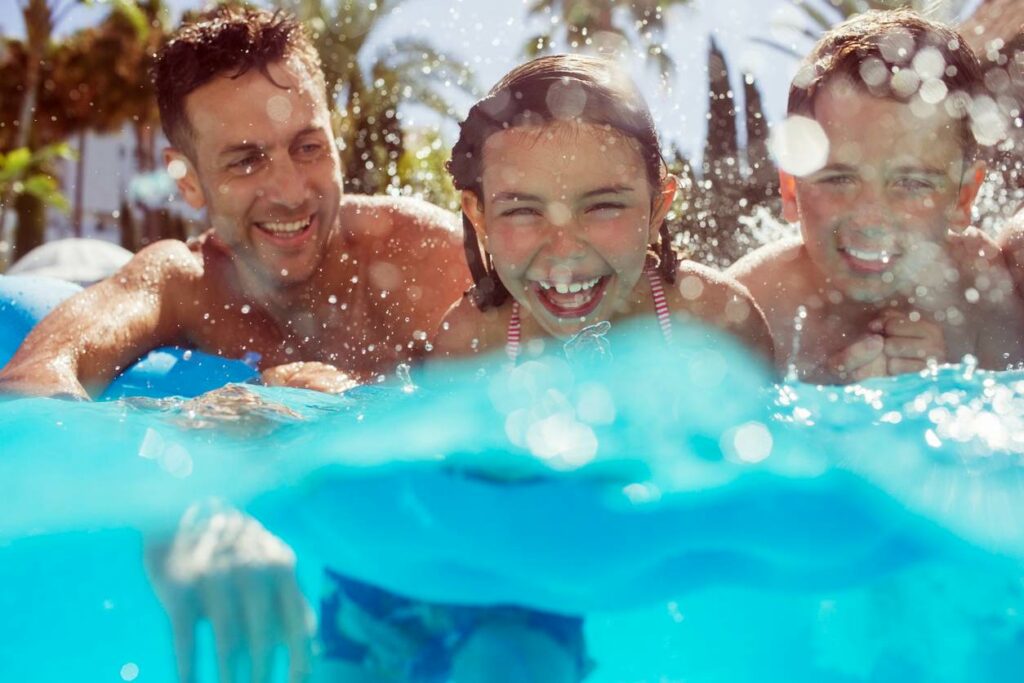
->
<box><xmin>730</xmin><ymin>81</ymin><xmax>1024</xmax><ymax>383</ymax></box>
<box><xmin>435</xmin><ymin>121</ymin><xmax>774</xmax><ymax>362</ymax></box>
<box><xmin>0</xmin><ymin>60</ymin><xmax>471</xmax><ymax>399</ymax></box>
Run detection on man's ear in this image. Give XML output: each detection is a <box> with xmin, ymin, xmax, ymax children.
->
<box><xmin>950</xmin><ymin>160</ymin><xmax>986</xmax><ymax>231</ymax></box>
<box><xmin>779</xmin><ymin>171</ymin><xmax>799</xmax><ymax>223</ymax></box>
<box><xmin>163</xmin><ymin>148</ymin><xmax>205</xmax><ymax>210</ymax></box>
<box><xmin>461</xmin><ymin>190</ymin><xmax>487</xmax><ymax>251</ymax></box>
<box><xmin>649</xmin><ymin>174</ymin><xmax>678</xmax><ymax>243</ymax></box>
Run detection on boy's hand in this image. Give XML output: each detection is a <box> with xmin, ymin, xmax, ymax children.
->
<box><xmin>261</xmin><ymin>362</ymin><xmax>359</xmax><ymax>395</ymax></box>
<box><xmin>871</xmin><ymin>309</ymin><xmax>947</xmax><ymax>375</ymax></box>
<box><xmin>827</xmin><ymin>333</ymin><xmax>887</xmax><ymax>383</ymax></box>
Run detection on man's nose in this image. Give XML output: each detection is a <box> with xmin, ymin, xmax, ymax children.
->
<box><xmin>852</xmin><ymin>183</ymin><xmax>892</xmax><ymax>227</ymax></box>
<box><xmin>262</xmin><ymin>156</ymin><xmax>308</xmax><ymax>208</ymax></box>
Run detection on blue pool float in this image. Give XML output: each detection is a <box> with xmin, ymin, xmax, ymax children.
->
<box><xmin>0</xmin><ymin>275</ymin><xmax>258</xmax><ymax>398</ymax></box>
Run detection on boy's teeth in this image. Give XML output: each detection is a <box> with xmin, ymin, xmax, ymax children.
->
<box><xmin>846</xmin><ymin>247</ymin><xmax>892</xmax><ymax>263</ymax></box>
<box><xmin>261</xmin><ymin>217</ymin><xmax>311</xmax><ymax>234</ymax></box>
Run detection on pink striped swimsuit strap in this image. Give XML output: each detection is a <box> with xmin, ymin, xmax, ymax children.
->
<box><xmin>645</xmin><ymin>265</ymin><xmax>674</xmax><ymax>343</ymax></box>
<box><xmin>505</xmin><ymin>301</ymin><xmax>522</xmax><ymax>362</ymax></box>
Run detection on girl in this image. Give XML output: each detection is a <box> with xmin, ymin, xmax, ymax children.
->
<box><xmin>438</xmin><ymin>54</ymin><xmax>774</xmax><ymax>363</ymax></box>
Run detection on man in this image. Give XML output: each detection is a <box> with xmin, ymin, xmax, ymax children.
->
<box><xmin>0</xmin><ymin>6</ymin><xmax>469</xmax><ymax>399</ymax></box>
<box><xmin>0</xmin><ymin>7</ymin><xmax>470</xmax><ymax>681</ymax></box>
<box><xmin>728</xmin><ymin>10</ymin><xmax>1024</xmax><ymax>383</ymax></box>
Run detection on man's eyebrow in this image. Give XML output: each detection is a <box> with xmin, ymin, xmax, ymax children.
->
<box><xmin>218</xmin><ymin>142</ymin><xmax>263</xmax><ymax>159</ymax></box>
<box><xmin>292</xmin><ymin>126</ymin><xmax>327</xmax><ymax>141</ymax></box>
<box><xmin>890</xmin><ymin>165</ymin><xmax>948</xmax><ymax>177</ymax></box>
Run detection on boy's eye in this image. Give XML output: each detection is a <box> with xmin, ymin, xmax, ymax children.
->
<box><xmin>817</xmin><ymin>174</ymin><xmax>856</xmax><ymax>187</ymax></box>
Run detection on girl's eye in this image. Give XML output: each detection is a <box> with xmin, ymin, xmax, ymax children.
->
<box><xmin>586</xmin><ymin>202</ymin><xmax>626</xmax><ymax>216</ymax></box>
<box><xmin>500</xmin><ymin>207</ymin><xmax>542</xmax><ymax>218</ymax></box>
<box><xmin>892</xmin><ymin>177</ymin><xmax>935</xmax><ymax>193</ymax></box>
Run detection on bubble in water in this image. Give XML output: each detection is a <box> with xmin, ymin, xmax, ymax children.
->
<box><xmin>167</xmin><ymin>159</ymin><xmax>187</xmax><ymax>180</ymax></box>
<box><xmin>859</xmin><ymin>57</ymin><xmax>889</xmax><ymax>87</ymax></box>
<box><xmin>120</xmin><ymin>663</ymin><xmax>139</xmax><ymax>681</ymax></box>
<box><xmin>266</xmin><ymin>94</ymin><xmax>293</xmax><ymax>122</ymax></box>
<box><xmin>769</xmin><ymin>116</ymin><xmax>829</xmax><ymax>177</ymax></box>
<box><xmin>727</xmin><ymin>421</ymin><xmax>773</xmax><ymax>463</ymax></box>
<box><xmin>546</xmin><ymin>79</ymin><xmax>588</xmax><ymax>120</ymax></box>
<box><xmin>912</xmin><ymin>47</ymin><xmax>946</xmax><ymax>80</ymax></box>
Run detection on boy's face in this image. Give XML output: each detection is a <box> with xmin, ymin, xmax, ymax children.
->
<box><xmin>782</xmin><ymin>79</ymin><xmax>984</xmax><ymax>304</ymax></box>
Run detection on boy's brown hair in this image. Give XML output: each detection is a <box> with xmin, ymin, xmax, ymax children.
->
<box><xmin>153</xmin><ymin>5</ymin><xmax>326</xmax><ymax>161</ymax></box>
<box><xmin>788</xmin><ymin>9</ymin><xmax>985</xmax><ymax>157</ymax></box>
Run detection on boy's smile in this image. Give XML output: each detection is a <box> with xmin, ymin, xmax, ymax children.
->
<box><xmin>783</xmin><ymin>79</ymin><xmax>983</xmax><ymax>304</ymax></box>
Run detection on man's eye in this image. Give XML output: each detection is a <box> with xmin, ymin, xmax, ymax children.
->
<box><xmin>296</xmin><ymin>143</ymin><xmax>323</xmax><ymax>158</ymax></box>
<box><xmin>229</xmin><ymin>155</ymin><xmax>262</xmax><ymax>173</ymax></box>
<box><xmin>818</xmin><ymin>175</ymin><xmax>855</xmax><ymax>186</ymax></box>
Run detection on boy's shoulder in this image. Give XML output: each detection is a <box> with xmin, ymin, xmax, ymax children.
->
<box><xmin>726</xmin><ymin>236</ymin><xmax>814</xmax><ymax>305</ymax></box>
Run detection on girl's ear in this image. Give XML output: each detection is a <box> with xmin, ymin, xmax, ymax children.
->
<box><xmin>461</xmin><ymin>190</ymin><xmax>487</xmax><ymax>250</ymax></box>
<box><xmin>649</xmin><ymin>174</ymin><xmax>678</xmax><ymax>243</ymax></box>
<box><xmin>949</xmin><ymin>160</ymin><xmax>986</xmax><ymax>231</ymax></box>
<box><xmin>164</xmin><ymin>148</ymin><xmax>205</xmax><ymax>210</ymax></box>
<box><xmin>779</xmin><ymin>171</ymin><xmax>799</xmax><ymax>223</ymax></box>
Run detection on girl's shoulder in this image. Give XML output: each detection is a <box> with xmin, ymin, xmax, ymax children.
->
<box><xmin>433</xmin><ymin>292</ymin><xmax>514</xmax><ymax>359</ymax></box>
<box><xmin>664</xmin><ymin>259</ymin><xmax>775</xmax><ymax>362</ymax></box>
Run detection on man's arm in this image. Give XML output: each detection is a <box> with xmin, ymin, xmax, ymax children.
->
<box><xmin>0</xmin><ymin>240</ymin><xmax>199</xmax><ymax>399</ymax></box>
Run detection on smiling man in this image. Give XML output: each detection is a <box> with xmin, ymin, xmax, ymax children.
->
<box><xmin>0</xmin><ymin>6</ymin><xmax>469</xmax><ymax>400</ymax></box>
<box><xmin>728</xmin><ymin>10</ymin><xmax>1024</xmax><ymax>384</ymax></box>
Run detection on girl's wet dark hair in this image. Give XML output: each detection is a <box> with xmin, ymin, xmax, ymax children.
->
<box><xmin>447</xmin><ymin>54</ymin><xmax>677</xmax><ymax>311</ymax></box>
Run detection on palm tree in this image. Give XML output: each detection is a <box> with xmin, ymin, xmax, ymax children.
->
<box><xmin>754</xmin><ymin>0</ymin><xmax>971</xmax><ymax>58</ymax></box>
<box><xmin>280</xmin><ymin>0</ymin><xmax>479</xmax><ymax>195</ymax></box>
<box><xmin>522</xmin><ymin>0</ymin><xmax>693</xmax><ymax>76</ymax></box>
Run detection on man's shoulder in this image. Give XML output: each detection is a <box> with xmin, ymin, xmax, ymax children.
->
<box><xmin>340</xmin><ymin>195</ymin><xmax>460</xmax><ymax>239</ymax></box>
<box><xmin>117</xmin><ymin>239</ymin><xmax>205</xmax><ymax>288</ymax></box>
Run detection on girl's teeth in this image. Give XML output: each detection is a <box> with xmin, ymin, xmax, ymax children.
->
<box><xmin>544</xmin><ymin>277</ymin><xmax>600</xmax><ymax>294</ymax></box>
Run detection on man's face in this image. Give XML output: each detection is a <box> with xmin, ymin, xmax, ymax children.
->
<box><xmin>169</xmin><ymin>59</ymin><xmax>342</xmax><ymax>289</ymax></box>
<box><xmin>783</xmin><ymin>79</ymin><xmax>983</xmax><ymax>303</ymax></box>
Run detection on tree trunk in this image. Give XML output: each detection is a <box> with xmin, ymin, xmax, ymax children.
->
<box><xmin>73</xmin><ymin>130</ymin><xmax>86</xmax><ymax>237</ymax></box>
<box><xmin>13</xmin><ymin>192</ymin><xmax>45</xmax><ymax>261</ymax></box>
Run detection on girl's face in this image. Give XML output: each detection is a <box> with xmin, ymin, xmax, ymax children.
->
<box><xmin>464</xmin><ymin>121</ymin><xmax>674</xmax><ymax>338</ymax></box>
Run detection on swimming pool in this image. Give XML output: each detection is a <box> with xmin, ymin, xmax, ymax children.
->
<box><xmin>2</xmin><ymin>277</ymin><xmax>1023</xmax><ymax>681</ymax></box>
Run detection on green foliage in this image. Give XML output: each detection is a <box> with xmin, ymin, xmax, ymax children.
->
<box><xmin>0</xmin><ymin>143</ymin><xmax>74</xmax><ymax>212</ymax></box>
<box><xmin>282</xmin><ymin>0</ymin><xmax>480</xmax><ymax>195</ymax></box>
<box><xmin>523</xmin><ymin>0</ymin><xmax>693</xmax><ymax>76</ymax></box>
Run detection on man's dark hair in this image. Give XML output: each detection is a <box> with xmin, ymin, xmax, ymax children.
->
<box><xmin>788</xmin><ymin>9</ymin><xmax>985</xmax><ymax>157</ymax></box>
<box><xmin>153</xmin><ymin>5</ymin><xmax>325</xmax><ymax>160</ymax></box>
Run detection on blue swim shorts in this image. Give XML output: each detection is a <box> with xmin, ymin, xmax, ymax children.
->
<box><xmin>319</xmin><ymin>569</ymin><xmax>589</xmax><ymax>681</ymax></box>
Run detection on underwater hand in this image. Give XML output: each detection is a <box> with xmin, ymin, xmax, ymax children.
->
<box><xmin>145</xmin><ymin>502</ymin><xmax>314</xmax><ymax>683</ymax></box>
<box><xmin>871</xmin><ymin>310</ymin><xmax>947</xmax><ymax>376</ymax></box>
<box><xmin>261</xmin><ymin>362</ymin><xmax>359</xmax><ymax>395</ymax></box>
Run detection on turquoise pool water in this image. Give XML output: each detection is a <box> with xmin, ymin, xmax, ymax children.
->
<box><xmin>2</xmin><ymin>314</ymin><xmax>1023</xmax><ymax>681</ymax></box>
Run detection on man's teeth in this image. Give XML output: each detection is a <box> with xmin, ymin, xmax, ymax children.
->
<box><xmin>259</xmin><ymin>217</ymin><xmax>311</xmax><ymax>234</ymax></box>
<box><xmin>537</xmin><ymin>276</ymin><xmax>601</xmax><ymax>295</ymax></box>
<box><xmin>845</xmin><ymin>247</ymin><xmax>894</xmax><ymax>263</ymax></box>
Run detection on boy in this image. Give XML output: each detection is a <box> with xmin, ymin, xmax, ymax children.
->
<box><xmin>729</xmin><ymin>10</ymin><xmax>1024</xmax><ymax>384</ymax></box>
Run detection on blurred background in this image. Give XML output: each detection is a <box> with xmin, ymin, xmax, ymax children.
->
<box><xmin>0</xmin><ymin>0</ymin><xmax>1020</xmax><ymax>276</ymax></box>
